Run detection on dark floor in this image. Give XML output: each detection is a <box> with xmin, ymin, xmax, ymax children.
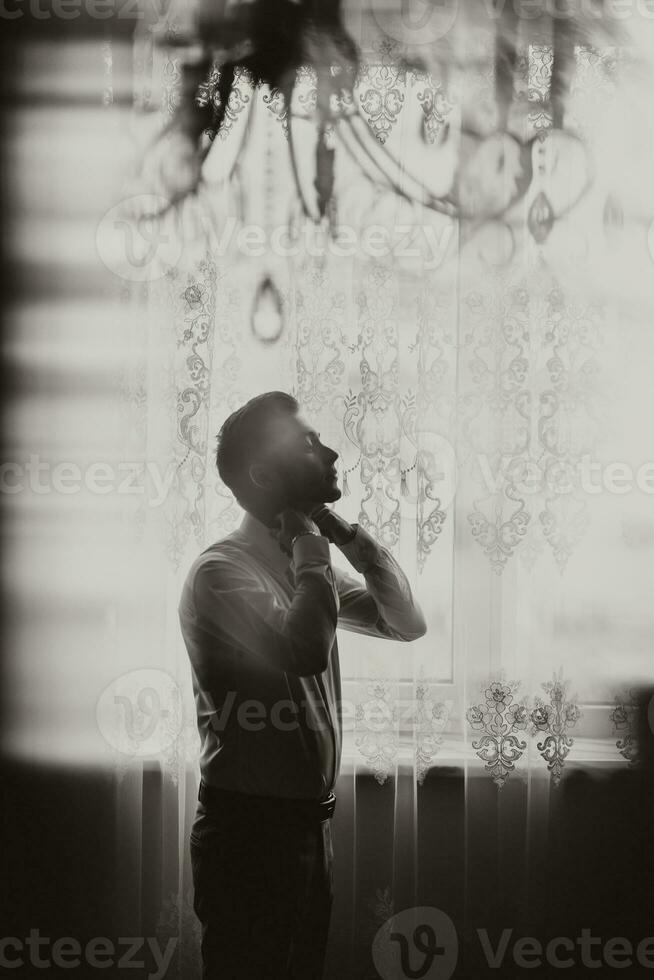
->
<box><xmin>2</xmin><ymin>748</ymin><xmax>654</xmax><ymax>979</ymax></box>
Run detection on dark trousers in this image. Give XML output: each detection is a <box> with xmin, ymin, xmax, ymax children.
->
<box><xmin>190</xmin><ymin>786</ymin><xmax>334</xmax><ymax>980</ymax></box>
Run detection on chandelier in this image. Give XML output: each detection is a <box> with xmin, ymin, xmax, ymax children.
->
<box><xmin>136</xmin><ymin>0</ymin><xmax>604</xmax><ymax>336</ymax></box>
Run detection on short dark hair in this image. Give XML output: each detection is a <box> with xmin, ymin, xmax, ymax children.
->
<box><xmin>215</xmin><ymin>391</ymin><xmax>299</xmax><ymax>504</ymax></box>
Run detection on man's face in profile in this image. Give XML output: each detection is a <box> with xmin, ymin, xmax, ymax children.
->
<box><xmin>258</xmin><ymin>412</ymin><xmax>341</xmax><ymax>510</ymax></box>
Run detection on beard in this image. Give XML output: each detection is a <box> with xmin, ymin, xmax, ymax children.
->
<box><xmin>280</xmin><ymin>467</ymin><xmax>342</xmax><ymax>511</ymax></box>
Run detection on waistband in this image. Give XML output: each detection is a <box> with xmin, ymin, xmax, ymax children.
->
<box><xmin>198</xmin><ymin>779</ymin><xmax>336</xmax><ymax>822</ymax></box>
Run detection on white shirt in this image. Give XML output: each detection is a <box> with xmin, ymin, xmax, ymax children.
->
<box><xmin>178</xmin><ymin>511</ymin><xmax>426</xmax><ymax>801</ymax></box>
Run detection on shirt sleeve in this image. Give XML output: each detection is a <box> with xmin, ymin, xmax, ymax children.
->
<box><xmin>191</xmin><ymin>534</ymin><xmax>340</xmax><ymax>678</ymax></box>
<box><xmin>193</xmin><ymin>535</ymin><xmax>339</xmax><ymax>677</ymax></box>
<box><xmin>332</xmin><ymin>525</ymin><xmax>427</xmax><ymax>641</ymax></box>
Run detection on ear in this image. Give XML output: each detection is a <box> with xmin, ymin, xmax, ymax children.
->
<box><xmin>248</xmin><ymin>462</ymin><xmax>273</xmax><ymax>491</ymax></box>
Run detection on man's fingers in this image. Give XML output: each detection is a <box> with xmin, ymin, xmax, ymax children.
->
<box><xmin>311</xmin><ymin>504</ymin><xmax>334</xmax><ymax>523</ymax></box>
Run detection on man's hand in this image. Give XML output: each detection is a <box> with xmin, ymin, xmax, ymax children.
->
<box><xmin>270</xmin><ymin>508</ymin><xmax>321</xmax><ymax>557</ymax></box>
<box><xmin>310</xmin><ymin>505</ymin><xmax>357</xmax><ymax>546</ymax></box>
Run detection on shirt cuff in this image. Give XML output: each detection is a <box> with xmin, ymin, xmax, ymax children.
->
<box><xmin>292</xmin><ymin>532</ymin><xmax>332</xmax><ymax>571</ymax></box>
<box><xmin>336</xmin><ymin>524</ymin><xmax>382</xmax><ymax>574</ymax></box>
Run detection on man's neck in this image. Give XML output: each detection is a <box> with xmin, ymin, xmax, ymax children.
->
<box><xmin>245</xmin><ymin>502</ymin><xmax>280</xmax><ymax>529</ymax></box>
<box><xmin>246</xmin><ymin>497</ymin><xmax>321</xmax><ymax>528</ymax></box>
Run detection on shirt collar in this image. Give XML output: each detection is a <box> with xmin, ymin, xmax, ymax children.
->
<box><xmin>236</xmin><ymin>510</ymin><xmax>291</xmax><ymax>575</ymax></box>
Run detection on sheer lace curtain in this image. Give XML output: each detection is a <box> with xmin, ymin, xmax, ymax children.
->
<box><xmin>95</xmin><ymin>8</ymin><xmax>654</xmax><ymax>979</ymax></box>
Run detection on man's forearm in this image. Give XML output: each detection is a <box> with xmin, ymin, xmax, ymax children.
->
<box><xmin>286</xmin><ymin>533</ymin><xmax>340</xmax><ymax>675</ymax></box>
<box><xmin>337</xmin><ymin>525</ymin><xmax>427</xmax><ymax>640</ymax></box>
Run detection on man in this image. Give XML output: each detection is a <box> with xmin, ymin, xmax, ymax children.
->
<box><xmin>178</xmin><ymin>391</ymin><xmax>426</xmax><ymax>980</ymax></box>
